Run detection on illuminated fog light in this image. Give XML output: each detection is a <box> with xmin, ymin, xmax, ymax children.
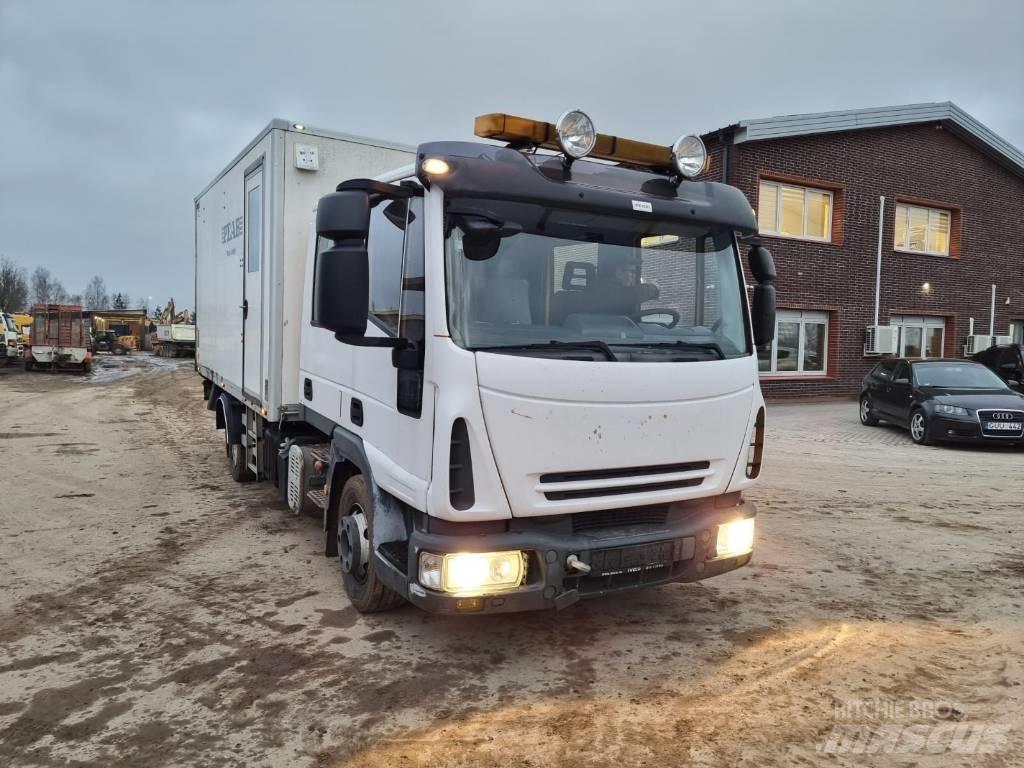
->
<box><xmin>555</xmin><ymin>109</ymin><xmax>597</xmax><ymax>159</ymax></box>
<box><xmin>716</xmin><ymin>518</ymin><xmax>755</xmax><ymax>559</ymax></box>
<box><xmin>671</xmin><ymin>134</ymin><xmax>708</xmax><ymax>179</ymax></box>
<box><xmin>418</xmin><ymin>550</ymin><xmax>526</xmax><ymax>594</ymax></box>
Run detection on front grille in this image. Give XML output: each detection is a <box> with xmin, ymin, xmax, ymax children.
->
<box><xmin>540</xmin><ymin>461</ymin><xmax>710</xmax><ymax>484</ymax></box>
<box><xmin>977</xmin><ymin>409</ymin><xmax>1024</xmax><ymax>438</ymax></box>
<box><xmin>538</xmin><ymin>461</ymin><xmax>711</xmax><ymax>502</ymax></box>
<box><xmin>571</xmin><ymin>506</ymin><xmax>668</xmax><ymax>533</ymax></box>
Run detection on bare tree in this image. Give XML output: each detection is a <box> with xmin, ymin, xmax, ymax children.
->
<box><xmin>83</xmin><ymin>275</ymin><xmax>109</xmax><ymax>309</ymax></box>
<box><xmin>0</xmin><ymin>258</ymin><xmax>30</xmax><ymax>311</ymax></box>
<box><xmin>112</xmin><ymin>292</ymin><xmax>131</xmax><ymax>310</ymax></box>
<box><xmin>31</xmin><ymin>266</ymin><xmax>57</xmax><ymax>305</ymax></box>
<box><xmin>52</xmin><ymin>282</ymin><xmax>68</xmax><ymax>304</ymax></box>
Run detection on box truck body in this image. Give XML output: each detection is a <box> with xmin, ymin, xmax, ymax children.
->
<box><xmin>195</xmin><ymin>120</ymin><xmax>413</xmax><ymax>420</ymax></box>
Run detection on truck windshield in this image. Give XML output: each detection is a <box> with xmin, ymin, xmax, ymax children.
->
<box><xmin>444</xmin><ymin>198</ymin><xmax>749</xmax><ymax>362</ymax></box>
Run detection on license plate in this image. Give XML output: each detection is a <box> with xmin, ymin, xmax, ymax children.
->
<box><xmin>984</xmin><ymin>421</ymin><xmax>1021</xmax><ymax>431</ymax></box>
<box><xmin>588</xmin><ymin>541</ymin><xmax>675</xmax><ymax>577</ymax></box>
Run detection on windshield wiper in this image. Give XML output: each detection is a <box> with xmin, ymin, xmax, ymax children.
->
<box><xmin>610</xmin><ymin>340</ymin><xmax>726</xmax><ymax>359</ymax></box>
<box><xmin>473</xmin><ymin>340</ymin><xmax>618</xmax><ymax>361</ymax></box>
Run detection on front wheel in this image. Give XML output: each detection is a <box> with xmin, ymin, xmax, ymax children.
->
<box><xmin>909</xmin><ymin>409</ymin><xmax>932</xmax><ymax>445</ymax></box>
<box><xmin>337</xmin><ymin>475</ymin><xmax>405</xmax><ymax>613</ymax></box>
<box><xmin>859</xmin><ymin>396</ymin><xmax>879</xmax><ymax>426</ymax></box>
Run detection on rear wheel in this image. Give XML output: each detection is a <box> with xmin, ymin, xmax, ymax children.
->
<box><xmin>223</xmin><ymin>406</ymin><xmax>255</xmax><ymax>482</ymax></box>
<box><xmin>82</xmin><ymin>360</ymin><xmax>92</xmax><ymax>374</ymax></box>
<box><xmin>909</xmin><ymin>409</ymin><xmax>932</xmax><ymax>445</ymax></box>
<box><xmin>859</xmin><ymin>395</ymin><xmax>879</xmax><ymax>426</ymax></box>
<box><xmin>337</xmin><ymin>475</ymin><xmax>405</xmax><ymax>613</ymax></box>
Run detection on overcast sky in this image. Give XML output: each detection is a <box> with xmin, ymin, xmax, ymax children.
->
<box><xmin>1</xmin><ymin>0</ymin><xmax>1022</xmax><ymax>310</ymax></box>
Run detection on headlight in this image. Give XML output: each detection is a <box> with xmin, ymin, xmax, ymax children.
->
<box><xmin>671</xmin><ymin>134</ymin><xmax>708</xmax><ymax>179</ymax></box>
<box><xmin>418</xmin><ymin>550</ymin><xmax>526</xmax><ymax>594</ymax></box>
<box><xmin>555</xmin><ymin>109</ymin><xmax>597</xmax><ymax>160</ymax></box>
<box><xmin>936</xmin><ymin>404</ymin><xmax>969</xmax><ymax>416</ymax></box>
<box><xmin>715</xmin><ymin>518</ymin><xmax>755</xmax><ymax>559</ymax></box>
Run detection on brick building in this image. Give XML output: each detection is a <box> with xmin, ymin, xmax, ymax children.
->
<box><xmin>701</xmin><ymin>102</ymin><xmax>1024</xmax><ymax>398</ymax></box>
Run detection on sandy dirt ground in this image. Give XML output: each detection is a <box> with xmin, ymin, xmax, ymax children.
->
<box><xmin>1</xmin><ymin>355</ymin><xmax>1022</xmax><ymax>767</ymax></box>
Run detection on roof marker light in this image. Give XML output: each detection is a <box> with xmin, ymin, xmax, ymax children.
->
<box><xmin>292</xmin><ymin>123</ymin><xmax>305</xmax><ymax>131</ymax></box>
<box><xmin>671</xmin><ymin>134</ymin><xmax>708</xmax><ymax>179</ymax></box>
<box><xmin>555</xmin><ymin>109</ymin><xmax>597</xmax><ymax>160</ymax></box>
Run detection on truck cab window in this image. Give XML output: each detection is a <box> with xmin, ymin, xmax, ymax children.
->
<box><xmin>367</xmin><ymin>200</ymin><xmax>406</xmax><ymax>335</ymax></box>
<box><xmin>399</xmin><ymin>197</ymin><xmax>425</xmax><ymax>346</ymax></box>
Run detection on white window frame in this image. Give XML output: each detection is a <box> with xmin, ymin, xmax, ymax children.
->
<box><xmin>757</xmin><ymin>181</ymin><xmax>833</xmax><ymax>243</ymax></box>
<box><xmin>891</xmin><ymin>315</ymin><xmax>945</xmax><ymax>359</ymax></box>
<box><xmin>894</xmin><ymin>203</ymin><xmax>952</xmax><ymax>257</ymax></box>
<box><xmin>759</xmin><ymin>309</ymin><xmax>829</xmax><ymax>377</ymax></box>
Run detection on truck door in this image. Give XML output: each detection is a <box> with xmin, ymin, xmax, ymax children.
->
<box><xmin>352</xmin><ymin>194</ymin><xmax>434</xmax><ymax>491</ymax></box>
<box><xmin>242</xmin><ymin>167</ymin><xmax>264</xmax><ymax>403</ymax></box>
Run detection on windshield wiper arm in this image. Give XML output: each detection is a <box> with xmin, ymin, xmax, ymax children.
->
<box><xmin>474</xmin><ymin>340</ymin><xmax>618</xmax><ymax>361</ymax></box>
<box><xmin>610</xmin><ymin>340</ymin><xmax>726</xmax><ymax>359</ymax></box>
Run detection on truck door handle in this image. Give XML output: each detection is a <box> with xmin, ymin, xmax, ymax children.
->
<box><xmin>241</xmin><ymin>299</ymin><xmax>248</xmax><ymax>319</ymax></box>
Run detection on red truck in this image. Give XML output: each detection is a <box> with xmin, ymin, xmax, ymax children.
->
<box><xmin>24</xmin><ymin>304</ymin><xmax>92</xmax><ymax>373</ymax></box>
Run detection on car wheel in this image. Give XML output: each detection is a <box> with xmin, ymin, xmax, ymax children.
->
<box><xmin>909</xmin><ymin>409</ymin><xmax>932</xmax><ymax>445</ymax></box>
<box><xmin>859</xmin><ymin>395</ymin><xmax>879</xmax><ymax>426</ymax></box>
<box><xmin>337</xmin><ymin>475</ymin><xmax>405</xmax><ymax>613</ymax></box>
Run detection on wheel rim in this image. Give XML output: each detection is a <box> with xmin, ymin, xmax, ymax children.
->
<box><xmin>860</xmin><ymin>398</ymin><xmax>871</xmax><ymax>422</ymax></box>
<box><xmin>910</xmin><ymin>413</ymin><xmax>925</xmax><ymax>442</ymax></box>
<box><xmin>338</xmin><ymin>503</ymin><xmax>369</xmax><ymax>583</ymax></box>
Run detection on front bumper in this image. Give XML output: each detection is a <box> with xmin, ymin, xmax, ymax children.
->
<box><xmin>397</xmin><ymin>496</ymin><xmax>756</xmax><ymax>614</ymax></box>
<box><xmin>929</xmin><ymin>415</ymin><xmax>1024</xmax><ymax>445</ymax></box>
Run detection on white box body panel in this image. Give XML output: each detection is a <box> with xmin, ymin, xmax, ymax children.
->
<box><xmin>195</xmin><ymin>121</ymin><xmax>413</xmax><ymax>418</ymax></box>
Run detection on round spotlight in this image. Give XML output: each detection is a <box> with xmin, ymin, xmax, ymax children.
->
<box><xmin>671</xmin><ymin>134</ymin><xmax>708</xmax><ymax>179</ymax></box>
<box><xmin>555</xmin><ymin>109</ymin><xmax>597</xmax><ymax>160</ymax></box>
<box><xmin>292</xmin><ymin>123</ymin><xmax>305</xmax><ymax>131</ymax></box>
<box><xmin>421</xmin><ymin>157</ymin><xmax>450</xmax><ymax>175</ymax></box>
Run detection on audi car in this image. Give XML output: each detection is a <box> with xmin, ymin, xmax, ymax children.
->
<box><xmin>860</xmin><ymin>358</ymin><xmax>1024</xmax><ymax>446</ymax></box>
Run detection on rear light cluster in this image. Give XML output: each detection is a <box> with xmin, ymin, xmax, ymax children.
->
<box><xmin>746</xmin><ymin>407</ymin><xmax>765</xmax><ymax>479</ymax></box>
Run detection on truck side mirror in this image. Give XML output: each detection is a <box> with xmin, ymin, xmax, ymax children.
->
<box><xmin>313</xmin><ymin>190</ymin><xmax>373</xmax><ymax>340</ymax></box>
<box><xmin>313</xmin><ymin>244</ymin><xmax>369</xmax><ymax>338</ymax></box>
<box><xmin>748</xmin><ymin>245</ymin><xmax>776</xmax><ymax>347</ymax></box>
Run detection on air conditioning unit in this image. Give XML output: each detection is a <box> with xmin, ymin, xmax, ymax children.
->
<box><xmin>994</xmin><ymin>335</ymin><xmax>1013</xmax><ymax>346</ymax></box>
<box><xmin>864</xmin><ymin>325</ymin><xmax>897</xmax><ymax>355</ymax></box>
<box><xmin>965</xmin><ymin>335</ymin><xmax>1002</xmax><ymax>355</ymax></box>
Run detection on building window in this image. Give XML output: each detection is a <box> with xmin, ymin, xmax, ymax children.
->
<box><xmin>891</xmin><ymin>315</ymin><xmax>945</xmax><ymax>359</ymax></box>
<box><xmin>894</xmin><ymin>204</ymin><xmax>951</xmax><ymax>256</ymax></box>
<box><xmin>758</xmin><ymin>181</ymin><xmax>832</xmax><ymax>241</ymax></box>
<box><xmin>758</xmin><ymin>309</ymin><xmax>828</xmax><ymax>376</ymax></box>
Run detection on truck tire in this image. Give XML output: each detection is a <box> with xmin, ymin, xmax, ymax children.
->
<box><xmin>82</xmin><ymin>360</ymin><xmax>92</xmax><ymax>374</ymax></box>
<box><xmin>224</xmin><ymin>414</ymin><xmax>255</xmax><ymax>482</ymax></box>
<box><xmin>337</xmin><ymin>475</ymin><xmax>405</xmax><ymax>613</ymax></box>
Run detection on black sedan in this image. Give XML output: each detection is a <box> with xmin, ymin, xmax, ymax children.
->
<box><xmin>860</xmin><ymin>358</ymin><xmax>1024</xmax><ymax>446</ymax></box>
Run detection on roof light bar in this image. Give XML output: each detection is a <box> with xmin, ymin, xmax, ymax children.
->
<box><xmin>475</xmin><ymin>112</ymin><xmax>687</xmax><ymax>173</ymax></box>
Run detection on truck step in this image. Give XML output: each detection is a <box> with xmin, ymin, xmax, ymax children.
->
<box><xmin>306</xmin><ymin>489</ymin><xmax>328</xmax><ymax>510</ymax></box>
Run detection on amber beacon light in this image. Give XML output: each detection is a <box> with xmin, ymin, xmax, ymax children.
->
<box><xmin>474</xmin><ymin>111</ymin><xmax>707</xmax><ymax>176</ymax></box>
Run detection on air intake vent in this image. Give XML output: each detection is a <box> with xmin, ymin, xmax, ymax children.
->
<box><xmin>538</xmin><ymin>461</ymin><xmax>711</xmax><ymax>502</ymax></box>
<box><xmin>449</xmin><ymin>418</ymin><xmax>475</xmax><ymax>511</ymax></box>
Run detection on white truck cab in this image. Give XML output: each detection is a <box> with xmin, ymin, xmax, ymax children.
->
<box><xmin>196</xmin><ymin>111</ymin><xmax>776</xmax><ymax>614</ymax></box>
